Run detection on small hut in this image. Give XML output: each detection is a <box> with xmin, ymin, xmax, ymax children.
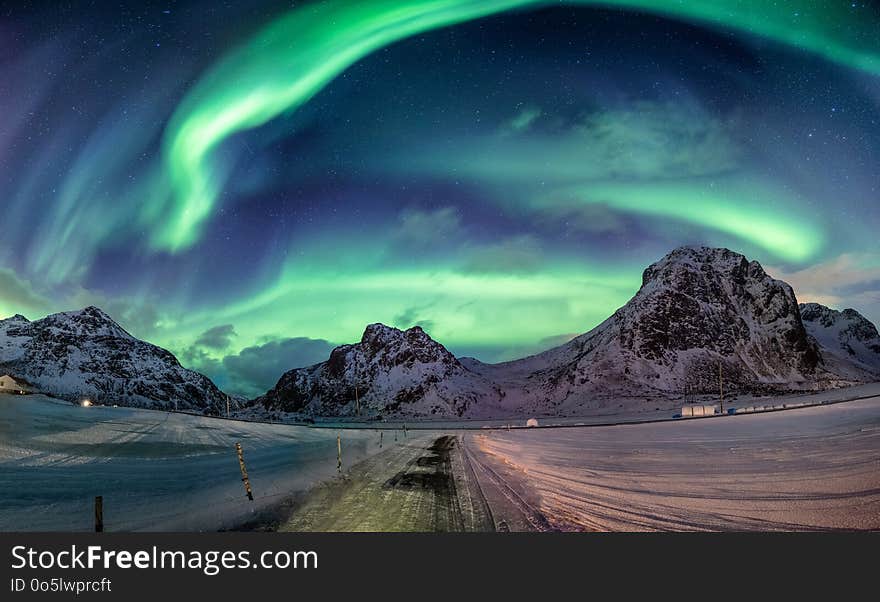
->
<box><xmin>0</xmin><ymin>375</ymin><xmax>33</xmax><ymax>394</ymax></box>
<box><xmin>526</xmin><ymin>417</ymin><xmax>539</xmax><ymax>427</ymax></box>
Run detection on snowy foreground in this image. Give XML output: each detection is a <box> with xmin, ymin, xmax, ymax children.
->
<box><xmin>470</xmin><ymin>394</ymin><xmax>880</xmax><ymax>530</ymax></box>
<box><xmin>0</xmin><ymin>395</ymin><xmax>381</xmax><ymax>531</ymax></box>
<box><xmin>1</xmin><ymin>387</ymin><xmax>878</xmax><ymax>531</ymax></box>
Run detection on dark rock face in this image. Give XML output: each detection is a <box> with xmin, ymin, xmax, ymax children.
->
<box><xmin>257</xmin><ymin>323</ymin><xmax>502</xmax><ymax>418</ymax></box>
<box><xmin>625</xmin><ymin>247</ymin><xmax>820</xmax><ymax>381</ymax></box>
<box><xmin>478</xmin><ymin>246</ymin><xmax>827</xmax><ymax>406</ymax></box>
<box><xmin>0</xmin><ymin>306</ymin><xmax>226</xmax><ymax>412</ymax></box>
<box><xmin>800</xmin><ymin>302</ymin><xmax>880</xmax><ymax>379</ymax></box>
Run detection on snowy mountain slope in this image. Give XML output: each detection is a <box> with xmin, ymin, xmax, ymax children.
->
<box><xmin>0</xmin><ymin>306</ymin><xmax>227</xmax><ymax>412</ymax></box>
<box><xmin>256</xmin><ymin>323</ymin><xmax>505</xmax><ymax>418</ymax></box>
<box><xmin>800</xmin><ymin>302</ymin><xmax>880</xmax><ymax>380</ymax></box>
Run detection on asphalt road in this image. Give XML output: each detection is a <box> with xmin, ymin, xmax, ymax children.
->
<box><xmin>268</xmin><ymin>432</ymin><xmax>554</xmax><ymax>532</ymax></box>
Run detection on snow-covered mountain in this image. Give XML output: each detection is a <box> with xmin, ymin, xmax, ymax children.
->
<box><xmin>257</xmin><ymin>246</ymin><xmax>880</xmax><ymax>419</ymax></box>
<box><xmin>466</xmin><ymin>246</ymin><xmax>825</xmax><ymax>414</ymax></box>
<box><xmin>0</xmin><ymin>306</ymin><xmax>227</xmax><ymax>412</ymax></box>
<box><xmin>800</xmin><ymin>302</ymin><xmax>880</xmax><ymax>381</ymax></box>
<box><xmin>256</xmin><ymin>323</ymin><xmax>504</xmax><ymax>418</ymax></box>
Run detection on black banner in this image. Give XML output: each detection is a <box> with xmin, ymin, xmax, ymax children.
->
<box><xmin>0</xmin><ymin>533</ymin><xmax>873</xmax><ymax>599</ymax></box>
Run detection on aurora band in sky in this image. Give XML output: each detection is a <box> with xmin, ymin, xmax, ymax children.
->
<box><xmin>154</xmin><ymin>0</ymin><xmax>880</xmax><ymax>255</ymax></box>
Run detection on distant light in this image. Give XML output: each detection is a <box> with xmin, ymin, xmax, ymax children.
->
<box><xmin>81</xmin><ymin>400</ymin><xmax>92</xmax><ymax>407</ymax></box>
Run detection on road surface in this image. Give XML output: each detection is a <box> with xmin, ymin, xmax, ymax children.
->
<box><xmin>268</xmin><ymin>396</ymin><xmax>880</xmax><ymax>531</ymax></box>
<box><xmin>277</xmin><ymin>434</ymin><xmax>499</xmax><ymax>531</ymax></box>
<box><xmin>3</xmin><ymin>391</ymin><xmax>878</xmax><ymax>531</ymax></box>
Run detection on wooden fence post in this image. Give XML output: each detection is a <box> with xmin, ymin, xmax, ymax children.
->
<box><xmin>235</xmin><ymin>442</ymin><xmax>254</xmax><ymax>501</ymax></box>
<box><xmin>94</xmin><ymin>496</ymin><xmax>103</xmax><ymax>532</ymax></box>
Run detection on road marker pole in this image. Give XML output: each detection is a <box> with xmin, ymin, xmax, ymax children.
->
<box><xmin>235</xmin><ymin>442</ymin><xmax>254</xmax><ymax>501</ymax></box>
<box><xmin>379</xmin><ymin>431</ymin><xmax>383</xmax><ymax>448</ymax></box>
<box><xmin>94</xmin><ymin>496</ymin><xmax>103</xmax><ymax>532</ymax></box>
<box><xmin>337</xmin><ymin>434</ymin><xmax>342</xmax><ymax>473</ymax></box>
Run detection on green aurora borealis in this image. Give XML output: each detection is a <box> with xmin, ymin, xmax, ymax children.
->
<box><xmin>157</xmin><ymin>0</ymin><xmax>880</xmax><ymax>253</ymax></box>
<box><xmin>2</xmin><ymin>0</ymin><xmax>879</xmax><ymax>395</ymax></box>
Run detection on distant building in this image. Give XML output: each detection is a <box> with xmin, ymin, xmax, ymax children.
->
<box><xmin>0</xmin><ymin>375</ymin><xmax>34</xmax><ymax>394</ymax></box>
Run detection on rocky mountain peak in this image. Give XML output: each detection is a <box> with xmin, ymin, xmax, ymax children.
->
<box><xmin>3</xmin><ymin>314</ymin><xmax>30</xmax><ymax>323</ymax></box>
<box><xmin>800</xmin><ymin>303</ymin><xmax>880</xmax><ymax>341</ymax></box>
<box><xmin>507</xmin><ymin>246</ymin><xmax>823</xmax><ymax>406</ymax></box>
<box><xmin>257</xmin><ymin>322</ymin><xmax>500</xmax><ymax>418</ymax></box>
<box><xmin>358</xmin><ymin>323</ymin><xmax>453</xmax><ymax>364</ymax></box>
<box><xmin>37</xmin><ymin>306</ymin><xmax>134</xmax><ymax>340</ymax></box>
<box><xmin>800</xmin><ymin>302</ymin><xmax>835</xmax><ymax>325</ymax></box>
<box><xmin>640</xmin><ymin>246</ymin><xmax>768</xmax><ymax>293</ymax></box>
<box><xmin>0</xmin><ymin>306</ymin><xmax>226</xmax><ymax>412</ymax></box>
<box><xmin>627</xmin><ymin>246</ymin><xmax>813</xmax><ymax>359</ymax></box>
<box><xmin>800</xmin><ymin>302</ymin><xmax>880</xmax><ymax>379</ymax></box>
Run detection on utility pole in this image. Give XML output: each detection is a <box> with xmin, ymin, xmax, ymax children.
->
<box><xmin>718</xmin><ymin>361</ymin><xmax>724</xmax><ymax>414</ymax></box>
<box><xmin>355</xmin><ymin>384</ymin><xmax>360</xmax><ymax>416</ymax></box>
<box><xmin>226</xmin><ymin>394</ymin><xmax>230</xmax><ymax>418</ymax></box>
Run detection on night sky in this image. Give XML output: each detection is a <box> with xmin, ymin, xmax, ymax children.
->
<box><xmin>2</xmin><ymin>0</ymin><xmax>879</xmax><ymax>397</ymax></box>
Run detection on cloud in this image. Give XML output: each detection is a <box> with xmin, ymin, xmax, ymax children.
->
<box><xmin>536</xmin><ymin>332</ymin><xmax>580</xmax><ymax>348</ymax></box>
<box><xmin>393</xmin><ymin>303</ymin><xmax>436</xmax><ymax>333</ymax></box>
<box><xmin>571</xmin><ymin>101</ymin><xmax>742</xmax><ymax>179</ymax></box>
<box><xmin>194</xmin><ymin>324</ymin><xmax>237</xmax><ymax>350</ymax></box>
<box><xmin>179</xmin><ymin>346</ymin><xmax>223</xmax><ymax>382</ymax></box>
<box><xmin>500</xmin><ymin>105</ymin><xmax>542</xmax><ymax>135</ymax></box>
<box><xmin>537</xmin><ymin>203</ymin><xmax>628</xmax><ymax>235</ymax></box>
<box><xmin>394</xmin><ymin>206</ymin><xmax>463</xmax><ymax>248</ymax></box>
<box><xmin>0</xmin><ymin>267</ymin><xmax>51</xmax><ymax>317</ymax></box>
<box><xmin>222</xmin><ymin>337</ymin><xmax>337</xmax><ymax>398</ymax></box>
<box><xmin>767</xmin><ymin>254</ymin><xmax>880</xmax><ymax>293</ymax></box>
<box><xmin>767</xmin><ymin>253</ymin><xmax>880</xmax><ymax>326</ymax></box>
<box><xmin>461</xmin><ymin>235</ymin><xmax>544</xmax><ymax>274</ymax></box>
<box><xmin>403</xmin><ymin>100</ymin><xmax>743</xmax><ymax>183</ymax></box>
<box><xmin>453</xmin><ymin>332</ymin><xmax>579</xmax><ymax>364</ymax></box>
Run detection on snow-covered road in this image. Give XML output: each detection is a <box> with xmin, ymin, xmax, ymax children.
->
<box><xmin>0</xmin><ymin>395</ymin><xmax>383</xmax><ymax>531</ymax></box>
<box><xmin>468</xmin><ymin>396</ymin><xmax>880</xmax><ymax>530</ymax></box>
